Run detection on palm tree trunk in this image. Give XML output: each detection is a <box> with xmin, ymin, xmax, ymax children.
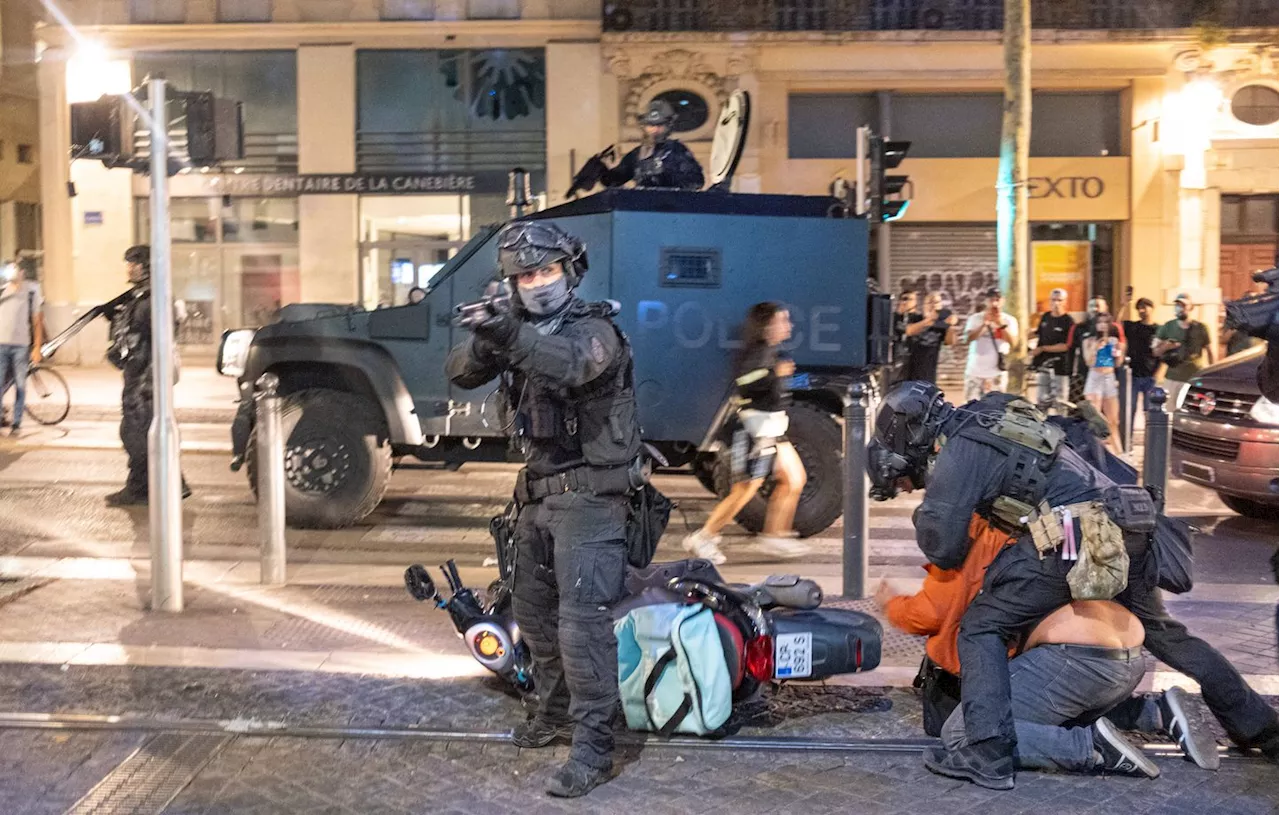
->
<box><xmin>998</xmin><ymin>0</ymin><xmax>1031</xmax><ymax>392</ymax></box>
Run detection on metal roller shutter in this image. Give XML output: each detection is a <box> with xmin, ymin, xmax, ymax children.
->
<box><xmin>889</xmin><ymin>225</ymin><xmax>999</xmax><ymax>393</ymax></box>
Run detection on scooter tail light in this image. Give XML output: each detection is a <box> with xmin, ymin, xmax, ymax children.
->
<box><xmin>855</xmin><ymin>638</ymin><xmax>862</xmax><ymax>671</ymax></box>
<box><xmin>745</xmin><ymin>635</ymin><xmax>774</xmax><ymax>682</ymax></box>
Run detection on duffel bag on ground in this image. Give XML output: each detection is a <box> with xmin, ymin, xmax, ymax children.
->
<box><xmin>616</xmin><ymin>602</ymin><xmax>733</xmax><ymax>737</ymax></box>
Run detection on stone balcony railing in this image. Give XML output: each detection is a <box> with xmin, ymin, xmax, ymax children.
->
<box><xmin>58</xmin><ymin>0</ymin><xmax>602</xmax><ymax>26</ymax></box>
<box><xmin>600</xmin><ymin>0</ymin><xmax>1279</xmax><ymax>33</ymax></box>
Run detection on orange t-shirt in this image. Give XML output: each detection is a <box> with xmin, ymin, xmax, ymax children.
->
<box><xmin>885</xmin><ymin>515</ymin><xmax>1016</xmax><ymax>676</ymax></box>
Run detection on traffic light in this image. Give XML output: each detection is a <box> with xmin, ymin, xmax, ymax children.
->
<box><xmin>186</xmin><ymin>92</ymin><xmax>244</xmax><ymax>164</ymax></box>
<box><xmin>869</xmin><ymin>135</ymin><xmax>911</xmax><ymax>223</ymax></box>
<box><xmin>70</xmin><ymin>96</ymin><xmax>133</xmax><ymax>161</ymax></box>
<box><xmin>854</xmin><ymin>127</ymin><xmax>911</xmax><ymax>223</ymax></box>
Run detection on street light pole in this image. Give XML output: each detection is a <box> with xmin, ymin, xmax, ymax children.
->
<box><xmin>147</xmin><ymin>77</ymin><xmax>184</xmax><ymax>612</ymax></box>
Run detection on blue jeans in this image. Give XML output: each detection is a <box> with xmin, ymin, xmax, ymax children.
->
<box><xmin>942</xmin><ymin>643</ymin><xmax>1146</xmax><ymax>773</ymax></box>
<box><xmin>1129</xmin><ymin>376</ymin><xmax>1156</xmax><ymax>429</ymax></box>
<box><xmin>0</xmin><ymin>344</ymin><xmax>29</xmax><ymax>427</ymax></box>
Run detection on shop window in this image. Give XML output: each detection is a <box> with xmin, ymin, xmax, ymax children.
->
<box><xmin>134</xmin><ymin>51</ymin><xmax>297</xmax><ymax>173</ymax></box>
<box><xmin>357</xmin><ymin>49</ymin><xmax>546</xmax><ymax>173</ymax></box>
<box><xmin>467</xmin><ymin>0</ymin><xmax>519</xmax><ymax>18</ymax></box>
<box><xmin>222</xmin><ymin>198</ymin><xmax>299</xmax><ymax>243</ymax></box>
<box><xmin>169</xmin><ymin>199</ymin><xmax>220</xmax><ymax>243</ymax></box>
<box><xmin>218</xmin><ymin>0</ymin><xmax>272</xmax><ymax>22</ymax></box>
<box><xmin>130</xmin><ymin>0</ymin><xmax>186</xmax><ymax>22</ymax></box>
<box><xmin>892</xmin><ymin>94</ymin><xmax>1003</xmax><ymax>158</ymax></box>
<box><xmin>381</xmin><ymin>0</ymin><xmax>434</xmax><ymax>19</ymax></box>
<box><xmin>787</xmin><ymin>94</ymin><xmax>878</xmax><ymax>158</ymax></box>
<box><xmin>1222</xmin><ymin>194</ymin><xmax>1279</xmax><ymax>239</ymax></box>
<box><xmin>1030</xmin><ymin>93</ymin><xmax>1121</xmax><ymax>156</ymax></box>
<box><xmin>1231</xmin><ymin>84</ymin><xmax>1280</xmax><ymax>126</ymax></box>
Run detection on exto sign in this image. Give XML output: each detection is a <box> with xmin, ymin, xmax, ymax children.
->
<box><xmin>1026</xmin><ymin>176</ymin><xmax>1106</xmax><ymax>199</ymax></box>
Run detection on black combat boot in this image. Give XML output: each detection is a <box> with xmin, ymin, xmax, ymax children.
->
<box><xmin>921</xmin><ymin>737</ymin><xmax>1016</xmax><ymax>790</ymax></box>
<box><xmin>510</xmin><ymin>715</ymin><xmax>574</xmax><ymax>749</ymax></box>
<box><xmin>544</xmin><ymin>759</ymin><xmax>611</xmax><ymax>798</ymax></box>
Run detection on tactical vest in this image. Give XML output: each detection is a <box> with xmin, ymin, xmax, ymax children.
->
<box><xmin>947</xmin><ymin>398</ymin><xmax>1065</xmax><ymax>531</ymax></box>
<box><xmin>511</xmin><ymin>302</ymin><xmax>642</xmax><ymax>469</ymax></box>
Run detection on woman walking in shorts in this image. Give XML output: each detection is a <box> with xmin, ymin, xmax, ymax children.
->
<box><xmin>682</xmin><ymin>302</ymin><xmax>810</xmax><ymax>564</ymax></box>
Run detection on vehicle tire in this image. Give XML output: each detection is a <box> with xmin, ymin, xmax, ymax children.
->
<box><xmin>714</xmin><ymin>402</ymin><xmax>844</xmax><ymax>538</ymax></box>
<box><xmin>247</xmin><ymin>388</ymin><xmax>392</xmax><ymax>529</ymax></box>
<box><xmin>693</xmin><ymin>453</ymin><xmax>719</xmax><ymax>494</ymax></box>
<box><xmin>1218</xmin><ymin>493</ymin><xmax>1278</xmax><ymax>520</ymax></box>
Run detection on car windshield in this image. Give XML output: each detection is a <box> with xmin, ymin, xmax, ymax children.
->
<box><xmin>426</xmin><ymin>226</ymin><xmax>501</xmax><ymax>293</ymax></box>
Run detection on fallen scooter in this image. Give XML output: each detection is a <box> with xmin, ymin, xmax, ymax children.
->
<box><xmin>405</xmin><ymin>547</ymin><xmax>882</xmax><ymax>704</ymax></box>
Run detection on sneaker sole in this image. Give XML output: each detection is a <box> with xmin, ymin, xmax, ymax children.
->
<box><xmin>921</xmin><ymin>750</ymin><xmax>1015</xmax><ymax>791</ymax></box>
<box><xmin>1096</xmin><ymin>718</ymin><xmax>1160</xmax><ymax>778</ymax></box>
<box><xmin>1164</xmin><ymin>686</ymin><xmax>1220</xmax><ymax>771</ymax></box>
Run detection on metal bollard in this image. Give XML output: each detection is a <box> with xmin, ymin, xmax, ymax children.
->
<box><xmin>255</xmin><ymin>373</ymin><xmax>287</xmax><ymax>585</ymax></box>
<box><xmin>842</xmin><ymin>382</ymin><xmax>870</xmax><ymax>599</ymax></box>
<box><xmin>1035</xmin><ymin>368</ymin><xmax>1052</xmax><ymax>410</ymax></box>
<box><xmin>1121</xmin><ymin>362</ymin><xmax>1134</xmax><ymax>454</ymax></box>
<box><xmin>1142</xmin><ymin>387</ymin><xmax>1171</xmax><ymax>502</ymax></box>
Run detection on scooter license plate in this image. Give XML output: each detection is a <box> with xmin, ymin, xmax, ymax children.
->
<box><xmin>774</xmin><ymin>631</ymin><xmax>812</xmax><ymax>679</ymax></box>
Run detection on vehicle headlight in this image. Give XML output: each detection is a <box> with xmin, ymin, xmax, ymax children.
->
<box><xmin>216</xmin><ymin>329</ymin><xmax>255</xmax><ymax>378</ymax></box>
<box><xmin>1249</xmin><ymin>395</ymin><xmax>1280</xmax><ymax>425</ymax></box>
<box><xmin>1173</xmin><ymin>382</ymin><xmax>1191</xmax><ymax>410</ymax></box>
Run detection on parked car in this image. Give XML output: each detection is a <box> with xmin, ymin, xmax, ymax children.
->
<box><xmin>1170</xmin><ymin>345</ymin><xmax>1279</xmax><ymax>518</ymax></box>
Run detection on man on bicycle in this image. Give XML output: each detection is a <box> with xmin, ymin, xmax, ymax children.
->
<box><xmin>0</xmin><ymin>258</ymin><xmax>45</xmax><ymax>438</ymax></box>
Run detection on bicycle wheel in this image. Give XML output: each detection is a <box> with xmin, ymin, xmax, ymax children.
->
<box><xmin>24</xmin><ymin>366</ymin><xmax>71</xmax><ymax>426</ymax></box>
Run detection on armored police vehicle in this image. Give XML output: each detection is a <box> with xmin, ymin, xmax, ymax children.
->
<box><xmin>218</xmin><ymin>94</ymin><xmax>890</xmax><ymax>534</ymax></box>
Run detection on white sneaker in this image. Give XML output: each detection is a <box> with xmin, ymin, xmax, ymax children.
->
<box><xmin>682</xmin><ymin>529</ymin><xmax>726</xmax><ymax>565</ymax></box>
<box><xmin>756</xmin><ymin>535</ymin><xmax>812</xmax><ymax>559</ymax></box>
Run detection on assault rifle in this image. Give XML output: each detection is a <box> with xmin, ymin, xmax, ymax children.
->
<box><xmin>40</xmin><ymin>286</ymin><xmax>138</xmax><ymax>359</ymax></box>
<box><xmin>565</xmin><ymin>145</ymin><xmax>616</xmax><ymax>200</ymax></box>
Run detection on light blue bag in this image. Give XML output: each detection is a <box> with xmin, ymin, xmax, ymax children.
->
<box><xmin>615</xmin><ymin>602</ymin><xmax>733</xmax><ymax>736</ymax></box>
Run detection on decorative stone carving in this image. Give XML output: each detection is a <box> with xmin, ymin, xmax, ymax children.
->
<box><xmin>608</xmin><ymin>47</ymin><xmax>758</xmax><ymax>142</ymax></box>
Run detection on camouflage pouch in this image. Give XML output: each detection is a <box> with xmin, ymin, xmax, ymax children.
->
<box><xmin>1067</xmin><ymin>503</ymin><xmax>1129</xmax><ymax>601</ymax></box>
<box><xmin>1072</xmin><ymin>400</ymin><xmax>1112</xmax><ymax>440</ymax></box>
<box><xmin>1026</xmin><ymin>500</ymin><xmax>1063</xmax><ymax>558</ymax></box>
<box><xmin>991</xmin><ymin>495</ymin><xmax>1035</xmax><ymax>534</ymax></box>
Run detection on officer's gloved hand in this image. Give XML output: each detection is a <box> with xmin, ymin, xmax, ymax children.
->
<box><xmin>474</xmin><ymin>306</ymin><xmax>520</xmax><ymax>348</ymax></box>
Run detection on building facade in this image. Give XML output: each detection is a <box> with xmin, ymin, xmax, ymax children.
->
<box><xmin>31</xmin><ymin>0</ymin><xmax>1280</xmax><ymax>363</ymax></box>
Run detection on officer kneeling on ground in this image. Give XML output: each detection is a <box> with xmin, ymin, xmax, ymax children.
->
<box><xmin>872</xmin><ymin>382</ymin><xmax>1278</xmax><ymax>790</ymax></box>
<box><xmin>446</xmin><ymin>222</ymin><xmax>642</xmax><ymax>798</ymax></box>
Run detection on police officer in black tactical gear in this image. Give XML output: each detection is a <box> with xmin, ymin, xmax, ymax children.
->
<box><xmin>446</xmin><ymin>221</ymin><xmax>642</xmax><ymax>798</ymax></box>
<box><xmin>103</xmin><ymin>245</ymin><xmax>190</xmax><ymax>506</ymax></box>
<box><xmin>873</xmin><ymin>381</ymin><xmax>1278</xmax><ymax>790</ymax></box>
<box><xmin>599</xmin><ymin>99</ymin><xmax>704</xmax><ymax>191</ymax></box>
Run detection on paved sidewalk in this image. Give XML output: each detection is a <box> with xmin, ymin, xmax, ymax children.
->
<box><xmin>0</xmin><ymin>663</ymin><xmax>1274</xmax><ymax>815</ymax></box>
<box><xmin>3</xmin><ymin>362</ymin><xmax>240</xmax><ymax>425</ymax></box>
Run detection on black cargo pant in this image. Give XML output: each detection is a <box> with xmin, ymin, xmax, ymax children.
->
<box><xmin>511</xmin><ymin>489</ymin><xmax>629</xmax><ymax>771</ymax></box>
<box><xmin>120</xmin><ymin>369</ymin><xmax>153</xmax><ymax>494</ymax></box>
<box><xmin>957</xmin><ymin>534</ymin><xmax>1279</xmax><ymax>752</ymax></box>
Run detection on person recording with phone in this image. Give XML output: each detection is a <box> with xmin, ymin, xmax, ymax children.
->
<box><xmin>1082</xmin><ymin>313</ymin><xmax>1127</xmax><ymax>454</ymax></box>
<box><xmin>963</xmin><ymin>287</ymin><xmax>1019</xmax><ymax>400</ymax></box>
<box><xmin>903</xmin><ymin>292</ymin><xmax>957</xmax><ymax>383</ymax></box>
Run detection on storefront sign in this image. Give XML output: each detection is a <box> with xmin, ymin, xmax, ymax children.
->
<box><xmin>83</xmin><ymin>211</ymin><xmax>104</xmax><ymax>225</ymax></box>
<box><xmin>1032</xmin><ymin>241</ymin><xmax>1091</xmax><ymax>314</ymax></box>
<box><xmin>1027</xmin><ymin>176</ymin><xmax>1105</xmax><ymax>199</ymax></box>
<box><xmin>151</xmin><ymin>170</ymin><xmax>538</xmax><ymax>198</ymax></box>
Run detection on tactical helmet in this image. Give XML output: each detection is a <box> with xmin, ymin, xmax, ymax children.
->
<box><xmin>639</xmin><ymin>99</ymin><xmax>677</xmax><ymax>129</ymax></box>
<box><xmin>496</xmin><ymin>221</ymin><xmax>588</xmax><ymax>286</ymax></box>
<box><xmin>874</xmin><ymin>381</ymin><xmax>952</xmax><ymax>479</ymax></box>
<box><xmin>124</xmin><ymin>245</ymin><xmax>151</xmax><ymax>267</ymax></box>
